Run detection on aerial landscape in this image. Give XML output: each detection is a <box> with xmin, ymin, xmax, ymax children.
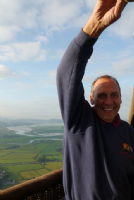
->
<box><xmin>0</xmin><ymin>0</ymin><xmax>134</xmax><ymax>196</ymax></box>
<box><xmin>0</xmin><ymin>119</ymin><xmax>63</xmax><ymax>190</ymax></box>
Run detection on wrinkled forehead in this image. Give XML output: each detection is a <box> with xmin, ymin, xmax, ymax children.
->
<box><xmin>93</xmin><ymin>78</ymin><xmax>120</xmax><ymax>94</ymax></box>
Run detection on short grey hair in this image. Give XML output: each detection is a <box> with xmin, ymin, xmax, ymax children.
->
<box><xmin>91</xmin><ymin>75</ymin><xmax>121</xmax><ymax>96</ymax></box>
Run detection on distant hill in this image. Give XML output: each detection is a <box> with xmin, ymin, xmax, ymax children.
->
<box><xmin>0</xmin><ymin>118</ymin><xmax>63</xmax><ymax>127</ymax></box>
<box><xmin>0</xmin><ymin>120</ymin><xmax>34</xmax><ymax>128</ymax></box>
<box><xmin>0</xmin><ymin>121</ymin><xmax>8</xmax><ymax>127</ymax></box>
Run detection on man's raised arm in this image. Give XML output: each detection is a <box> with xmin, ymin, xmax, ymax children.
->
<box><xmin>56</xmin><ymin>0</ymin><xmax>127</xmax><ymax>129</ymax></box>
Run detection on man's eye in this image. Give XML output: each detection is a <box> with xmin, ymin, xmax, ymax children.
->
<box><xmin>111</xmin><ymin>93</ymin><xmax>119</xmax><ymax>98</ymax></box>
<box><xmin>98</xmin><ymin>94</ymin><xmax>106</xmax><ymax>99</ymax></box>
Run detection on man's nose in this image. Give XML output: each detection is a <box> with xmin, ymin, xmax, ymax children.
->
<box><xmin>105</xmin><ymin>95</ymin><xmax>113</xmax><ymax>104</ymax></box>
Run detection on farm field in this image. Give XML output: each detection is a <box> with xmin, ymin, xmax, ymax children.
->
<box><xmin>0</xmin><ymin>125</ymin><xmax>63</xmax><ymax>190</ymax></box>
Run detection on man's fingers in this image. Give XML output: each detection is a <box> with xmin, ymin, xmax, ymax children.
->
<box><xmin>121</xmin><ymin>1</ymin><xmax>128</xmax><ymax>11</ymax></box>
<box><xmin>114</xmin><ymin>0</ymin><xmax>127</xmax><ymax>19</ymax></box>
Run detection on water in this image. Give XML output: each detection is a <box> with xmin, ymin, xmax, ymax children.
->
<box><xmin>7</xmin><ymin>125</ymin><xmax>63</xmax><ymax>144</ymax></box>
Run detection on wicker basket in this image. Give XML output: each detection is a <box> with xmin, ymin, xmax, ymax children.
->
<box><xmin>0</xmin><ymin>169</ymin><xmax>64</xmax><ymax>200</ymax></box>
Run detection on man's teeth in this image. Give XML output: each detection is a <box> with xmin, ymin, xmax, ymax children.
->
<box><xmin>104</xmin><ymin>108</ymin><xmax>113</xmax><ymax>111</ymax></box>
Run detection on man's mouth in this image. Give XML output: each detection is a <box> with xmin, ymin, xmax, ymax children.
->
<box><xmin>103</xmin><ymin>108</ymin><xmax>114</xmax><ymax>111</ymax></box>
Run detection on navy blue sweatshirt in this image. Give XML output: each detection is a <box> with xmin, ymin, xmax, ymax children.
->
<box><xmin>57</xmin><ymin>30</ymin><xmax>134</xmax><ymax>200</ymax></box>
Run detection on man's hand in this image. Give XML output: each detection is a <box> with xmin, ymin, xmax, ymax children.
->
<box><xmin>83</xmin><ymin>0</ymin><xmax>127</xmax><ymax>38</ymax></box>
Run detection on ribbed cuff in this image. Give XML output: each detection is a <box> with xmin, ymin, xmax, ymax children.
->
<box><xmin>74</xmin><ymin>29</ymin><xmax>98</xmax><ymax>49</ymax></box>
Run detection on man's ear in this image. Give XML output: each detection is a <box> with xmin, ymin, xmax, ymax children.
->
<box><xmin>120</xmin><ymin>94</ymin><xmax>122</xmax><ymax>104</ymax></box>
<box><xmin>90</xmin><ymin>95</ymin><xmax>94</xmax><ymax>105</ymax></box>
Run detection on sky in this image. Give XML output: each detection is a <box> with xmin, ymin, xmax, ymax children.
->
<box><xmin>0</xmin><ymin>0</ymin><xmax>134</xmax><ymax>121</ymax></box>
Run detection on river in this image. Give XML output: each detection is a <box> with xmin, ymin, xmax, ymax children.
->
<box><xmin>7</xmin><ymin>125</ymin><xmax>63</xmax><ymax>144</ymax></box>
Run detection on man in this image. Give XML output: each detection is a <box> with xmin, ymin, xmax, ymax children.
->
<box><xmin>57</xmin><ymin>0</ymin><xmax>134</xmax><ymax>199</ymax></box>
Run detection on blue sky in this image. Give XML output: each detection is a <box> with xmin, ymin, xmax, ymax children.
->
<box><xmin>0</xmin><ymin>0</ymin><xmax>134</xmax><ymax>121</ymax></box>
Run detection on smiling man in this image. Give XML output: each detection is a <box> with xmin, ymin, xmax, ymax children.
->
<box><xmin>90</xmin><ymin>76</ymin><xmax>122</xmax><ymax>123</ymax></box>
<box><xmin>57</xmin><ymin>0</ymin><xmax>134</xmax><ymax>199</ymax></box>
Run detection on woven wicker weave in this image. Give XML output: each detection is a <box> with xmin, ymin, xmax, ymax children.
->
<box><xmin>24</xmin><ymin>183</ymin><xmax>64</xmax><ymax>200</ymax></box>
<box><xmin>0</xmin><ymin>169</ymin><xmax>64</xmax><ymax>200</ymax></box>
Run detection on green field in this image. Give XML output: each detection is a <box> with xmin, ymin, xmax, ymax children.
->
<box><xmin>0</xmin><ymin>126</ymin><xmax>63</xmax><ymax>190</ymax></box>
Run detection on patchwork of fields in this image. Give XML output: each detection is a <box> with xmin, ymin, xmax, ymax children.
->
<box><xmin>0</xmin><ymin>126</ymin><xmax>63</xmax><ymax>190</ymax></box>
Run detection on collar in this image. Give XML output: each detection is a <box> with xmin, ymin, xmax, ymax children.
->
<box><xmin>93</xmin><ymin>108</ymin><xmax>120</xmax><ymax>127</ymax></box>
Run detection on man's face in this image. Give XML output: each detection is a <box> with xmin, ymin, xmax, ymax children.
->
<box><xmin>90</xmin><ymin>78</ymin><xmax>122</xmax><ymax>123</ymax></box>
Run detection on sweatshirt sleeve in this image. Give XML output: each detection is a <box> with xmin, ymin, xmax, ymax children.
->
<box><xmin>56</xmin><ymin>30</ymin><xmax>97</xmax><ymax>132</ymax></box>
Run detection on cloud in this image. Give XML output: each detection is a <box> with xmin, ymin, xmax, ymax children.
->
<box><xmin>15</xmin><ymin>82</ymin><xmax>33</xmax><ymax>90</ymax></box>
<box><xmin>39</xmin><ymin>0</ymin><xmax>84</xmax><ymax>32</ymax></box>
<box><xmin>48</xmin><ymin>70</ymin><xmax>57</xmax><ymax>77</ymax></box>
<box><xmin>83</xmin><ymin>75</ymin><xmax>95</xmax><ymax>83</ymax></box>
<box><xmin>39</xmin><ymin>70</ymin><xmax>57</xmax><ymax>87</ymax></box>
<box><xmin>0</xmin><ymin>64</ymin><xmax>16</xmax><ymax>80</ymax></box>
<box><xmin>51</xmin><ymin>49</ymin><xmax>65</xmax><ymax>59</ymax></box>
<box><xmin>112</xmin><ymin>59</ymin><xmax>134</xmax><ymax>76</ymax></box>
<box><xmin>88</xmin><ymin>48</ymin><xmax>112</xmax><ymax>64</ymax></box>
<box><xmin>83</xmin><ymin>0</ymin><xmax>95</xmax><ymax>9</ymax></box>
<box><xmin>0</xmin><ymin>42</ymin><xmax>48</xmax><ymax>62</ymax></box>
<box><xmin>71</xmin><ymin>12</ymin><xmax>91</xmax><ymax>29</ymax></box>
<box><xmin>109</xmin><ymin>5</ymin><xmax>134</xmax><ymax>38</ymax></box>
<box><xmin>0</xmin><ymin>25</ymin><xmax>21</xmax><ymax>42</ymax></box>
<box><xmin>36</xmin><ymin>35</ymin><xmax>48</xmax><ymax>43</ymax></box>
<box><xmin>0</xmin><ymin>0</ymin><xmax>39</xmax><ymax>42</ymax></box>
<box><xmin>20</xmin><ymin>71</ymin><xmax>30</xmax><ymax>76</ymax></box>
<box><xmin>87</xmin><ymin>41</ymin><xmax>134</xmax><ymax>78</ymax></box>
<box><xmin>0</xmin><ymin>0</ymin><xmax>83</xmax><ymax>42</ymax></box>
<box><xmin>34</xmin><ymin>49</ymin><xmax>48</xmax><ymax>61</ymax></box>
<box><xmin>40</xmin><ymin>79</ymin><xmax>56</xmax><ymax>87</ymax></box>
<box><xmin>0</xmin><ymin>0</ymin><xmax>133</xmax><ymax>43</ymax></box>
<box><xmin>0</xmin><ymin>0</ymin><xmax>94</xmax><ymax>42</ymax></box>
